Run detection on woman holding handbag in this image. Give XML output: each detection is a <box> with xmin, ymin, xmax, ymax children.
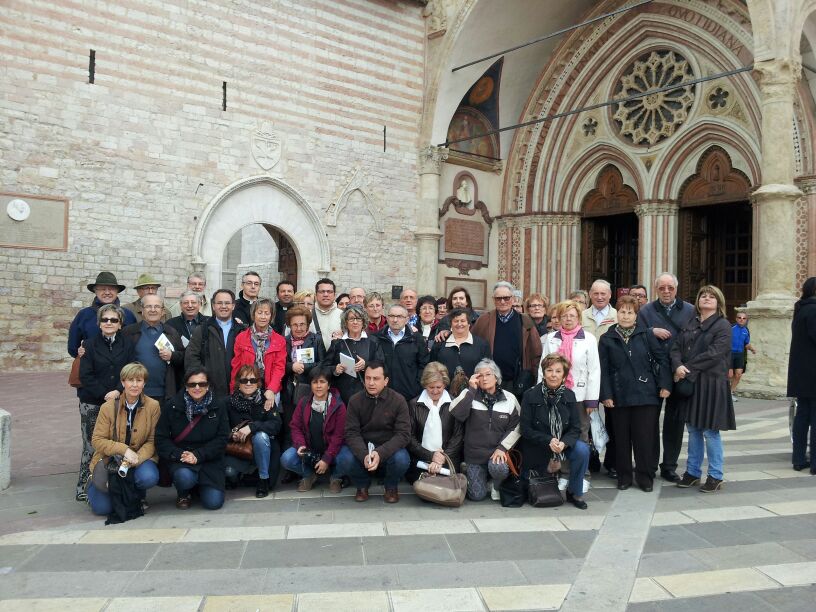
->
<box><xmin>225</xmin><ymin>365</ymin><xmax>283</xmax><ymax>498</ymax></box>
<box><xmin>407</xmin><ymin>362</ymin><xmax>464</xmax><ymax>482</ymax></box>
<box><xmin>155</xmin><ymin>367</ymin><xmax>230</xmax><ymax>510</ymax></box>
<box><xmin>671</xmin><ymin>285</ymin><xmax>735</xmax><ymax>492</ymax></box>
<box><xmin>521</xmin><ymin>353</ymin><xmax>590</xmax><ymax>509</ymax></box>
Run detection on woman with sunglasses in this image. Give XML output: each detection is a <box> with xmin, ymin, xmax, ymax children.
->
<box><xmin>225</xmin><ymin>364</ymin><xmax>283</xmax><ymax>498</ymax></box>
<box><xmin>155</xmin><ymin>367</ymin><xmax>230</xmax><ymax>510</ymax></box>
<box><xmin>76</xmin><ymin>304</ymin><xmax>136</xmax><ymax>501</ymax></box>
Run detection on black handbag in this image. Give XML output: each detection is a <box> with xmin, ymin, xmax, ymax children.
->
<box><xmin>498</xmin><ymin>449</ymin><xmax>526</xmax><ymax>507</ymax></box>
<box><xmin>673</xmin><ymin>377</ymin><xmax>695</xmax><ymax>398</ymax></box>
<box><xmin>527</xmin><ymin>470</ymin><xmax>563</xmax><ymax>508</ymax></box>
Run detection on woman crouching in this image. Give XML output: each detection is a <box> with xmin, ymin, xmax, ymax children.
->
<box><xmin>87</xmin><ymin>362</ymin><xmax>160</xmax><ymax>516</ymax></box>
<box><xmin>156</xmin><ymin>367</ymin><xmax>230</xmax><ymax>510</ymax></box>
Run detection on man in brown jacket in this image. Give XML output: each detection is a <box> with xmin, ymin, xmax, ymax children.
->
<box><xmin>335</xmin><ymin>361</ymin><xmax>411</xmax><ymax>503</ymax></box>
<box><xmin>472</xmin><ymin>281</ymin><xmax>542</xmax><ymax>400</ymax></box>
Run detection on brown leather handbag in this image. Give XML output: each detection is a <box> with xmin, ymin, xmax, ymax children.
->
<box><xmin>69</xmin><ymin>355</ymin><xmax>82</xmax><ymax>388</ymax></box>
<box><xmin>225</xmin><ymin>420</ymin><xmax>254</xmax><ymax>461</ymax></box>
<box><xmin>412</xmin><ymin>453</ymin><xmax>467</xmax><ymax>507</ymax></box>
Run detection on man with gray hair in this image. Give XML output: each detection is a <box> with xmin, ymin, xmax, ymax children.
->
<box><xmin>472</xmin><ymin>281</ymin><xmax>542</xmax><ymax>399</ymax></box>
<box><xmin>168</xmin><ymin>273</ymin><xmax>212</xmax><ymax>318</ymax></box>
<box><xmin>637</xmin><ymin>272</ymin><xmax>696</xmax><ymax>483</ymax></box>
<box><xmin>376</xmin><ymin>304</ymin><xmax>430</xmax><ymax>401</ymax></box>
<box><xmin>582</xmin><ymin>279</ymin><xmax>618</xmax><ymax>339</ymax></box>
<box><xmin>166</xmin><ymin>290</ymin><xmax>206</xmax><ymax>344</ymax></box>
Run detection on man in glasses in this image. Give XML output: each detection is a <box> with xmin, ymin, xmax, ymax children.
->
<box><xmin>185</xmin><ymin>289</ymin><xmax>246</xmax><ymax>397</ymax></box>
<box><xmin>376</xmin><ymin>304</ymin><xmax>430</xmax><ymax>401</ymax></box>
<box><xmin>234</xmin><ymin>271</ymin><xmax>262</xmax><ymax>326</ymax></box>
<box><xmin>472</xmin><ymin>281</ymin><xmax>542</xmax><ymax>400</ymax></box>
<box><xmin>311</xmin><ymin>278</ymin><xmax>343</xmax><ymax>350</ymax></box>
<box><xmin>124</xmin><ymin>272</ymin><xmax>167</xmax><ymax>323</ymax></box>
<box><xmin>123</xmin><ymin>294</ymin><xmax>184</xmax><ymax>402</ymax></box>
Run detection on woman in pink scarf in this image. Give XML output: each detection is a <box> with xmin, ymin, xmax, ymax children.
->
<box><xmin>539</xmin><ymin>301</ymin><xmax>601</xmax><ymax>443</ymax></box>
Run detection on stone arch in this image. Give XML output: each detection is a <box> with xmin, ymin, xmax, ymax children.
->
<box><xmin>678</xmin><ymin>146</ymin><xmax>752</xmax><ymax>205</ymax></box>
<box><xmin>581</xmin><ymin>165</ymin><xmax>639</xmax><ymax>216</ymax></box>
<box><xmin>559</xmin><ymin>146</ymin><xmax>644</xmax><ymax>214</ymax></box>
<box><xmin>191</xmin><ymin>176</ymin><xmax>331</xmax><ymax>293</ymax></box>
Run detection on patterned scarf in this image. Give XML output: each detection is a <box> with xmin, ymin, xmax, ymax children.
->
<box><xmin>545</xmin><ymin>383</ymin><xmax>567</xmax><ymax>465</ymax></box>
<box><xmin>615</xmin><ymin>324</ymin><xmax>636</xmax><ymax>343</ymax></box>
<box><xmin>183</xmin><ymin>389</ymin><xmax>213</xmax><ymax>422</ymax></box>
<box><xmin>311</xmin><ymin>397</ymin><xmax>328</xmax><ymax>414</ymax></box>
<box><xmin>497</xmin><ymin>309</ymin><xmax>515</xmax><ymax>324</ymax></box>
<box><xmin>477</xmin><ymin>387</ymin><xmax>501</xmax><ymax>412</ymax></box>
<box><xmin>251</xmin><ymin>325</ymin><xmax>270</xmax><ymax>375</ymax></box>
<box><xmin>290</xmin><ymin>335</ymin><xmax>306</xmax><ymax>361</ymax></box>
<box><xmin>230</xmin><ymin>388</ymin><xmax>262</xmax><ymax>415</ymax></box>
<box><xmin>557</xmin><ymin>325</ymin><xmax>582</xmax><ymax>389</ymax></box>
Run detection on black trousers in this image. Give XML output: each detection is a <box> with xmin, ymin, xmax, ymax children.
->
<box><xmin>602</xmin><ymin>408</ymin><xmax>616</xmax><ymax>470</ymax></box>
<box><xmin>659</xmin><ymin>396</ymin><xmax>685</xmax><ymax>473</ymax></box>
<box><xmin>613</xmin><ymin>404</ymin><xmax>659</xmax><ymax>487</ymax></box>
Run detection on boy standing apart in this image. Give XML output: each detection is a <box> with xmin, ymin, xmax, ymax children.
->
<box><xmin>730</xmin><ymin>312</ymin><xmax>756</xmax><ymax>401</ymax></box>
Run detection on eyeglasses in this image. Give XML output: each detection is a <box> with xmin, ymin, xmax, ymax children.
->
<box><xmin>494</xmin><ymin>295</ymin><xmax>513</xmax><ymax>302</ymax></box>
<box><xmin>527</xmin><ymin>303</ymin><xmax>544</xmax><ymax>309</ymax></box>
<box><xmin>100</xmin><ymin>317</ymin><xmax>120</xmax><ymax>323</ymax></box>
<box><xmin>186</xmin><ymin>381</ymin><xmax>210</xmax><ymax>388</ymax></box>
<box><xmin>243</xmin><ymin>281</ymin><xmax>261</xmax><ymax>287</ymax></box>
<box><xmin>238</xmin><ymin>377</ymin><xmax>259</xmax><ymax>385</ymax></box>
<box><xmin>387</xmin><ymin>314</ymin><xmax>407</xmax><ymax>319</ymax></box>
<box><xmin>144</xmin><ymin>305</ymin><xmax>163</xmax><ymax>310</ymax></box>
<box><xmin>347</xmin><ymin>317</ymin><xmax>363</xmax><ymax>322</ymax></box>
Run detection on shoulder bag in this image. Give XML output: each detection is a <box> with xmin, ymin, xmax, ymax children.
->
<box><xmin>225</xmin><ymin>420</ymin><xmax>254</xmax><ymax>461</ymax></box>
<box><xmin>498</xmin><ymin>449</ymin><xmax>526</xmax><ymax>507</ymax></box>
<box><xmin>157</xmin><ymin>413</ymin><xmax>205</xmax><ymax>487</ymax></box>
<box><xmin>412</xmin><ymin>453</ymin><xmax>467</xmax><ymax>507</ymax></box>
<box><xmin>527</xmin><ymin>469</ymin><xmax>563</xmax><ymax>508</ymax></box>
<box><xmin>90</xmin><ymin>401</ymin><xmax>120</xmax><ymax>492</ymax></box>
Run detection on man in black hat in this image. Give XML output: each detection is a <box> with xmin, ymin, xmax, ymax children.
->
<box><xmin>68</xmin><ymin>271</ymin><xmax>137</xmax><ymax>358</ymax></box>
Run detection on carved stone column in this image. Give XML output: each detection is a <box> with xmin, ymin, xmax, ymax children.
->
<box><xmin>742</xmin><ymin>59</ymin><xmax>802</xmax><ymax>397</ymax></box>
<box><xmin>634</xmin><ymin>201</ymin><xmax>679</xmax><ymax>287</ymax></box>
<box><xmin>416</xmin><ymin>145</ymin><xmax>448</xmax><ymax>295</ymax></box>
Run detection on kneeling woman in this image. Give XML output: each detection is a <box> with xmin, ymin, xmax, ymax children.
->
<box><xmin>88</xmin><ymin>362</ymin><xmax>161</xmax><ymax>515</ymax></box>
<box><xmin>156</xmin><ymin>368</ymin><xmax>230</xmax><ymax>510</ymax></box>
<box><xmin>280</xmin><ymin>367</ymin><xmax>347</xmax><ymax>493</ymax></box>
<box><xmin>521</xmin><ymin>354</ymin><xmax>590</xmax><ymax>509</ymax></box>
<box><xmin>450</xmin><ymin>359</ymin><xmax>521</xmax><ymax>501</ymax></box>
<box><xmin>226</xmin><ymin>365</ymin><xmax>283</xmax><ymax>498</ymax></box>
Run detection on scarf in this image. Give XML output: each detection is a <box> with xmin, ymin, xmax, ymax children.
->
<box><xmin>615</xmin><ymin>325</ymin><xmax>636</xmax><ymax>343</ymax></box>
<box><xmin>251</xmin><ymin>325</ymin><xmax>270</xmax><ymax>374</ymax></box>
<box><xmin>311</xmin><ymin>397</ymin><xmax>328</xmax><ymax>414</ymax></box>
<box><xmin>557</xmin><ymin>325</ymin><xmax>581</xmax><ymax>389</ymax></box>
<box><xmin>497</xmin><ymin>309</ymin><xmax>515</xmax><ymax>324</ymax></box>
<box><xmin>545</xmin><ymin>383</ymin><xmax>566</xmax><ymax>466</ymax></box>
<box><xmin>184</xmin><ymin>389</ymin><xmax>213</xmax><ymax>422</ymax></box>
<box><xmin>230</xmin><ymin>388</ymin><xmax>262</xmax><ymax>415</ymax></box>
<box><xmin>290</xmin><ymin>334</ymin><xmax>306</xmax><ymax>361</ymax></box>
<box><xmin>478</xmin><ymin>387</ymin><xmax>501</xmax><ymax>412</ymax></box>
<box><xmin>419</xmin><ymin>388</ymin><xmax>451</xmax><ymax>452</ymax></box>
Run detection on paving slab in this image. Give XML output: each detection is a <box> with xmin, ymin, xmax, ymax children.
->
<box><xmin>688</xmin><ymin>542</ymin><xmax>808</xmax><ymax>570</ymax></box>
<box><xmin>755</xmin><ymin>560</ymin><xmax>816</xmax><ymax>586</ymax></box>
<box><xmin>262</xmin><ymin>564</ymin><xmax>399</xmax><ymax>594</ymax></box>
<box><xmin>385</xmin><ymin>519</ymin><xmax>476</xmax><ymax>535</ymax></box>
<box><xmin>0</xmin><ymin>570</ymin><xmax>137</xmax><ymax>598</ymax></box>
<box><xmin>201</xmin><ymin>594</ymin><xmax>294</xmax><ymax>612</ymax></box>
<box><xmin>145</xmin><ymin>540</ymin><xmax>246</xmax><ymax>571</ymax></box>
<box><xmin>296</xmin><ymin>590</ymin><xmax>389</xmax><ymax>612</ymax></box>
<box><xmin>241</xmin><ymin>537</ymin><xmax>364</xmax><ymax>569</ymax></box>
<box><xmin>637</xmin><ymin>550</ymin><xmax>710</xmax><ymax>577</ymax></box>
<box><xmin>0</xmin><ymin>599</ymin><xmax>108</xmax><ymax>612</ymax></box>
<box><xmin>119</xmin><ymin>569</ymin><xmax>268</xmax><ymax>597</ymax></box>
<box><xmin>513</xmin><ymin>558</ymin><xmax>583</xmax><ymax>585</ymax></box>
<box><xmin>479</xmin><ymin>584</ymin><xmax>570</xmax><ymax>611</ymax></box>
<box><xmin>395</xmin><ymin>560</ymin><xmax>529</xmax><ymax>589</ymax></box>
<box><xmin>389</xmin><ymin>587</ymin><xmax>485</xmax><ymax>612</ymax></box>
<box><xmin>652</xmin><ymin>567</ymin><xmax>780</xmax><ymax>597</ymax></box>
<box><xmin>16</xmin><ymin>543</ymin><xmax>159</xmax><ymax>572</ymax></box>
<box><xmin>445</xmin><ymin>531</ymin><xmax>573</xmax><ymax>562</ymax></box>
<box><xmin>363</xmin><ymin>534</ymin><xmax>454</xmax><ymax>565</ymax></box>
<box><xmin>105</xmin><ymin>596</ymin><xmax>203</xmax><ymax>611</ymax></box>
<box><xmin>287</xmin><ymin>521</ymin><xmax>384</xmax><ymax>539</ymax></box>
<box><xmin>627</xmin><ymin>577</ymin><xmax>672</xmax><ymax>603</ymax></box>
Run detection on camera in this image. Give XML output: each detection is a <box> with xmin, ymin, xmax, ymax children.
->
<box><xmin>301</xmin><ymin>450</ymin><xmax>322</xmax><ymax>469</ymax></box>
<box><xmin>117</xmin><ymin>460</ymin><xmax>130</xmax><ymax>478</ymax></box>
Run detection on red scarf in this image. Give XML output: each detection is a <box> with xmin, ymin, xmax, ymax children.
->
<box><xmin>557</xmin><ymin>325</ymin><xmax>582</xmax><ymax>389</ymax></box>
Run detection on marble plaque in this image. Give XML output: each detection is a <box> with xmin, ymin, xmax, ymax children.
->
<box><xmin>439</xmin><ymin>173</ymin><xmax>493</xmax><ymax>276</ymax></box>
<box><xmin>0</xmin><ymin>192</ymin><xmax>68</xmax><ymax>250</ymax></box>
<box><xmin>444</xmin><ymin>218</ymin><xmax>485</xmax><ymax>256</ymax></box>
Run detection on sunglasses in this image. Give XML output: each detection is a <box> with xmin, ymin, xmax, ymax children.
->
<box><xmin>494</xmin><ymin>295</ymin><xmax>513</xmax><ymax>302</ymax></box>
<box><xmin>100</xmin><ymin>318</ymin><xmax>120</xmax><ymax>323</ymax></box>
<box><xmin>186</xmin><ymin>381</ymin><xmax>209</xmax><ymax>388</ymax></box>
<box><xmin>239</xmin><ymin>377</ymin><xmax>259</xmax><ymax>385</ymax></box>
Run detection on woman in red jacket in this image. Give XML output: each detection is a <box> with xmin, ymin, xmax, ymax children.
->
<box><xmin>230</xmin><ymin>298</ymin><xmax>286</xmax><ymax>410</ymax></box>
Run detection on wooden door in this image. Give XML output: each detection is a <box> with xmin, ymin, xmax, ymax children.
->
<box><xmin>581</xmin><ymin>213</ymin><xmax>638</xmax><ymax>297</ymax></box>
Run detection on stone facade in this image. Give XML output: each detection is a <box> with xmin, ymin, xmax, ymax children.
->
<box><xmin>0</xmin><ymin>0</ymin><xmax>425</xmax><ymax>369</ymax></box>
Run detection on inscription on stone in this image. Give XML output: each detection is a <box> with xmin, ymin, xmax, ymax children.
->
<box><xmin>0</xmin><ymin>192</ymin><xmax>68</xmax><ymax>250</ymax></box>
<box><xmin>444</xmin><ymin>218</ymin><xmax>485</xmax><ymax>256</ymax></box>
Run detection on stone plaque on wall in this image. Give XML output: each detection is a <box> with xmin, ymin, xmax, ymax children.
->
<box><xmin>439</xmin><ymin>171</ymin><xmax>493</xmax><ymax>275</ymax></box>
<box><xmin>0</xmin><ymin>192</ymin><xmax>68</xmax><ymax>251</ymax></box>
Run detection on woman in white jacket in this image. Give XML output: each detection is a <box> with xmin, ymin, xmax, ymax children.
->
<box><xmin>538</xmin><ymin>300</ymin><xmax>600</xmax><ymax>442</ymax></box>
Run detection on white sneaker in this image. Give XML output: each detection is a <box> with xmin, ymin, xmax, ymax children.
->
<box><xmin>732</xmin><ymin>394</ymin><xmax>739</xmax><ymax>402</ymax></box>
<box><xmin>490</xmin><ymin>484</ymin><xmax>500</xmax><ymax>501</ymax></box>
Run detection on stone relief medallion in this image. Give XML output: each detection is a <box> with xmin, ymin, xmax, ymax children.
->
<box><xmin>251</xmin><ymin>122</ymin><xmax>282</xmax><ymax>171</ymax></box>
<box><xmin>612</xmin><ymin>50</ymin><xmax>695</xmax><ymax>146</ymax></box>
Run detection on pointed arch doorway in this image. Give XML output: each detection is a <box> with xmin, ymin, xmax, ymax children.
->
<box><xmin>191</xmin><ymin>176</ymin><xmax>331</xmax><ymax>293</ymax></box>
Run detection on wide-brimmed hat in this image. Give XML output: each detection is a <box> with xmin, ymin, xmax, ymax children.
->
<box><xmin>87</xmin><ymin>271</ymin><xmax>126</xmax><ymax>293</ymax></box>
<box><xmin>133</xmin><ymin>273</ymin><xmax>161</xmax><ymax>289</ymax></box>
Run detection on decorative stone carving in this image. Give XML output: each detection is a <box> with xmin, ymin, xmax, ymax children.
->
<box><xmin>613</xmin><ymin>50</ymin><xmax>695</xmax><ymax>146</ymax></box>
<box><xmin>422</xmin><ymin>0</ymin><xmax>447</xmax><ymax>39</ymax></box>
<box><xmin>497</xmin><ymin>213</ymin><xmax>581</xmax><ymax>229</ymax></box>
<box><xmin>251</xmin><ymin>122</ymin><xmax>283</xmax><ymax>171</ymax></box>
<box><xmin>582</xmin><ymin>117</ymin><xmax>598</xmax><ymax>137</ymax></box>
<box><xmin>439</xmin><ymin>172</ymin><xmax>493</xmax><ymax>275</ymax></box>
<box><xmin>325</xmin><ymin>166</ymin><xmax>383</xmax><ymax>232</ymax></box>
<box><xmin>418</xmin><ymin>145</ymin><xmax>449</xmax><ymax>175</ymax></box>
<box><xmin>634</xmin><ymin>201</ymin><xmax>679</xmax><ymax>217</ymax></box>
<box><xmin>678</xmin><ymin>146</ymin><xmax>751</xmax><ymax>206</ymax></box>
<box><xmin>582</xmin><ymin>165</ymin><xmax>638</xmax><ymax>217</ymax></box>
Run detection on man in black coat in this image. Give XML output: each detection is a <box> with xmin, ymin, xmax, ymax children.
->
<box><xmin>273</xmin><ymin>280</ymin><xmax>295</xmax><ymax>334</ymax></box>
<box><xmin>166</xmin><ymin>290</ymin><xmax>207</xmax><ymax>343</ymax></box>
<box><xmin>377</xmin><ymin>304</ymin><xmax>430</xmax><ymax>401</ymax></box>
<box><xmin>788</xmin><ymin>277</ymin><xmax>816</xmax><ymax>474</ymax></box>
<box><xmin>185</xmin><ymin>289</ymin><xmax>246</xmax><ymax>398</ymax></box>
<box><xmin>637</xmin><ymin>273</ymin><xmax>696</xmax><ymax>482</ymax></box>
<box><xmin>233</xmin><ymin>271</ymin><xmax>262</xmax><ymax>326</ymax></box>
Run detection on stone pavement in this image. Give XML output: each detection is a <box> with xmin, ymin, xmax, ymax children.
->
<box><xmin>0</xmin><ymin>372</ymin><xmax>814</xmax><ymax>611</ymax></box>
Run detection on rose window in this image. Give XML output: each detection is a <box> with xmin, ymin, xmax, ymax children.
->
<box><xmin>613</xmin><ymin>50</ymin><xmax>695</xmax><ymax>146</ymax></box>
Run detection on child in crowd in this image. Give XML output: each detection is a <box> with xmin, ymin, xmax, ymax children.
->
<box><xmin>729</xmin><ymin>312</ymin><xmax>756</xmax><ymax>401</ymax></box>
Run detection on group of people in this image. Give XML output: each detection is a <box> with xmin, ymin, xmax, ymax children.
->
<box><xmin>69</xmin><ymin>266</ymin><xmax>789</xmax><ymax>519</ymax></box>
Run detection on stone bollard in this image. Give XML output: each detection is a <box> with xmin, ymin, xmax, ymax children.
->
<box><xmin>0</xmin><ymin>409</ymin><xmax>9</xmax><ymax>490</ymax></box>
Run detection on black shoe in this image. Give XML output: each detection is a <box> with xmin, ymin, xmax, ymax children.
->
<box><xmin>639</xmin><ymin>483</ymin><xmax>653</xmax><ymax>492</ymax></box>
<box><xmin>793</xmin><ymin>464</ymin><xmax>808</xmax><ymax>471</ymax></box>
<box><xmin>676</xmin><ymin>472</ymin><xmax>701</xmax><ymax>488</ymax></box>
<box><xmin>566</xmin><ymin>491</ymin><xmax>588</xmax><ymax>510</ymax></box>
<box><xmin>617</xmin><ymin>482</ymin><xmax>631</xmax><ymax>490</ymax></box>
<box><xmin>255</xmin><ymin>478</ymin><xmax>270</xmax><ymax>498</ymax></box>
<box><xmin>606</xmin><ymin>468</ymin><xmax>619</xmax><ymax>480</ymax></box>
<box><xmin>280</xmin><ymin>470</ymin><xmax>298</xmax><ymax>485</ymax></box>
<box><xmin>660</xmin><ymin>469</ymin><xmax>681</xmax><ymax>483</ymax></box>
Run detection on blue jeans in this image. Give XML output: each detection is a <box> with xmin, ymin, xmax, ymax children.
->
<box><xmin>173</xmin><ymin>467</ymin><xmax>225</xmax><ymax>510</ymax></box>
<box><xmin>792</xmin><ymin>398</ymin><xmax>816</xmax><ymax>468</ymax></box>
<box><xmin>334</xmin><ymin>445</ymin><xmax>409</xmax><ymax>489</ymax></box>
<box><xmin>686</xmin><ymin>425</ymin><xmax>724</xmax><ymax>480</ymax></box>
<box><xmin>87</xmin><ymin>460</ymin><xmax>160</xmax><ymax>516</ymax></box>
<box><xmin>280</xmin><ymin>446</ymin><xmax>341</xmax><ymax>479</ymax></box>
<box><xmin>252</xmin><ymin>432</ymin><xmax>280</xmax><ymax>481</ymax></box>
<box><xmin>564</xmin><ymin>440</ymin><xmax>590</xmax><ymax>497</ymax></box>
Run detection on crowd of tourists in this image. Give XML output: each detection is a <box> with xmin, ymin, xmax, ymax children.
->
<box><xmin>67</xmin><ymin>267</ymin><xmax>811</xmax><ymax>521</ymax></box>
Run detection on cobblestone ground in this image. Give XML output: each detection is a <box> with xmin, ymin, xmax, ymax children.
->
<box><xmin>0</xmin><ymin>372</ymin><xmax>814</xmax><ymax>611</ymax></box>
